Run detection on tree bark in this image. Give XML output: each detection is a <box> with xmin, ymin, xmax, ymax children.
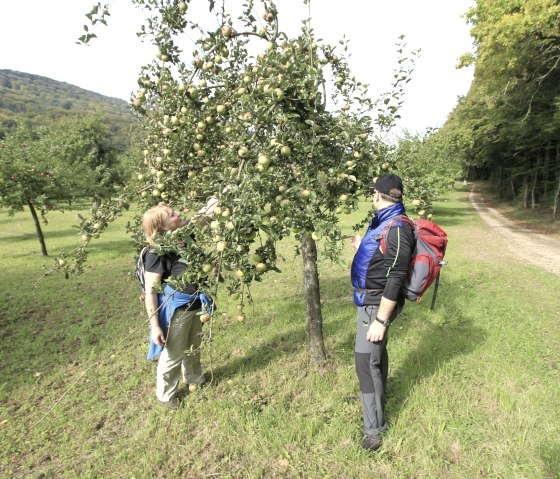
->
<box><xmin>523</xmin><ymin>175</ymin><xmax>529</xmax><ymax>209</ymax></box>
<box><xmin>28</xmin><ymin>200</ymin><xmax>48</xmax><ymax>256</ymax></box>
<box><xmin>530</xmin><ymin>151</ymin><xmax>541</xmax><ymax>209</ymax></box>
<box><xmin>496</xmin><ymin>165</ymin><xmax>502</xmax><ymax>197</ymax></box>
<box><xmin>543</xmin><ymin>144</ymin><xmax>551</xmax><ymax>200</ymax></box>
<box><xmin>553</xmin><ymin>144</ymin><xmax>560</xmax><ymax>220</ymax></box>
<box><xmin>300</xmin><ymin>236</ymin><xmax>326</xmax><ymax>366</ymax></box>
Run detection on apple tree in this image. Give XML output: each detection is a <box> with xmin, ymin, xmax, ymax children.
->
<box><xmin>393</xmin><ymin>129</ymin><xmax>463</xmax><ymax>219</ymax></box>
<box><xmin>75</xmin><ymin>0</ymin><xmax>415</xmax><ymax>365</ymax></box>
<box><xmin>0</xmin><ymin>116</ymin><xmax>121</xmax><ymax>256</ymax></box>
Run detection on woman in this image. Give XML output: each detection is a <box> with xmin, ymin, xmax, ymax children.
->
<box><xmin>142</xmin><ymin>202</ymin><xmax>215</xmax><ymax>408</ymax></box>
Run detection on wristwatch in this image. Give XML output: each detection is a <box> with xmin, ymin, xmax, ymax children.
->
<box><xmin>375</xmin><ymin>316</ymin><xmax>390</xmax><ymax>327</ymax></box>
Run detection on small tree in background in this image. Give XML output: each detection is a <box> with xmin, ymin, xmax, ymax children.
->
<box><xmin>393</xmin><ymin>129</ymin><xmax>463</xmax><ymax>218</ymax></box>
<box><xmin>0</xmin><ymin>116</ymin><xmax>119</xmax><ymax>257</ymax></box>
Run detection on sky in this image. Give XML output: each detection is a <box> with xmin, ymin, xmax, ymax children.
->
<box><xmin>0</xmin><ymin>0</ymin><xmax>475</xmax><ymax>134</ymax></box>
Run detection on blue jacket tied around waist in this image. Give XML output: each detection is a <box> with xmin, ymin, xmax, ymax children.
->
<box><xmin>351</xmin><ymin>202</ymin><xmax>406</xmax><ymax>306</ymax></box>
<box><xmin>147</xmin><ymin>283</ymin><xmax>214</xmax><ymax>360</ymax></box>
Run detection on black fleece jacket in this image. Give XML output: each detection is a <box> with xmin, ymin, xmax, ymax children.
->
<box><xmin>364</xmin><ymin>220</ymin><xmax>415</xmax><ymax>306</ymax></box>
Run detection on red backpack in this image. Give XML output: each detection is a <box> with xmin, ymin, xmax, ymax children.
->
<box><xmin>379</xmin><ymin>216</ymin><xmax>448</xmax><ymax>308</ymax></box>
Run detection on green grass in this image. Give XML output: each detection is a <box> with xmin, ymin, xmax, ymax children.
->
<box><xmin>1</xmin><ymin>188</ymin><xmax>559</xmax><ymax>478</ymax></box>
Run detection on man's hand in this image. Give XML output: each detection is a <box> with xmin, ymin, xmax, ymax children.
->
<box><xmin>351</xmin><ymin>234</ymin><xmax>362</xmax><ymax>250</ymax></box>
<box><xmin>151</xmin><ymin>325</ymin><xmax>166</xmax><ymax>345</ymax></box>
<box><xmin>366</xmin><ymin>321</ymin><xmax>386</xmax><ymax>342</ymax></box>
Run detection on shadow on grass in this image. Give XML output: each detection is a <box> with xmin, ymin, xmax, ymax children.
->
<box><xmin>0</xmin><ymin>215</ymin><xmax>21</xmax><ymax>227</ymax></box>
<box><xmin>433</xmin><ymin>203</ymin><xmax>477</xmax><ymax>227</ymax></box>
<box><xmin>385</xmin><ymin>313</ymin><xmax>484</xmax><ymax>420</ymax></box>
<box><xmin>210</xmin><ymin>325</ymin><xmax>308</xmax><ymax>381</ymax></box>
<box><xmin>540</xmin><ymin>441</ymin><xmax>560</xmax><ymax>479</ymax></box>
<box><xmin>0</xmin><ymin>228</ymin><xmax>88</xmax><ymax>244</ymax></box>
<box><xmin>315</xmin><ymin>266</ymin><xmax>486</xmax><ymax>429</ymax></box>
<box><xmin>1</xmin><ymin>237</ymin><xmax>132</xmax><ymax>261</ymax></box>
<box><xmin>206</xmin><ymin>262</ymin><xmax>483</xmax><ymax>431</ymax></box>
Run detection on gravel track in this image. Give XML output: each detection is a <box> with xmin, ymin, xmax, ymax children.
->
<box><xmin>469</xmin><ymin>189</ymin><xmax>560</xmax><ymax>277</ymax></box>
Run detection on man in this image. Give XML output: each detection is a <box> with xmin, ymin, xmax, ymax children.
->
<box><xmin>350</xmin><ymin>173</ymin><xmax>415</xmax><ymax>452</ymax></box>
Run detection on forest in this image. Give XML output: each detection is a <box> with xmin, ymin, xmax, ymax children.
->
<box><xmin>0</xmin><ymin>69</ymin><xmax>135</xmax><ymax>149</ymax></box>
<box><xmin>420</xmin><ymin>0</ymin><xmax>560</xmax><ymax>218</ymax></box>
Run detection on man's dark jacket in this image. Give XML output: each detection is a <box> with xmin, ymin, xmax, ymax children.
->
<box><xmin>351</xmin><ymin>202</ymin><xmax>415</xmax><ymax>306</ymax></box>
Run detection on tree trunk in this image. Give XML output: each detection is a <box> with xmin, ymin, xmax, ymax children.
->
<box><xmin>300</xmin><ymin>236</ymin><xmax>326</xmax><ymax>366</ymax></box>
<box><xmin>554</xmin><ymin>175</ymin><xmax>560</xmax><ymax>220</ymax></box>
<box><xmin>28</xmin><ymin>200</ymin><xmax>48</xmax><ymax>256</ymax></box>
<box><xmin>496</xmin><ymin>165</ymin><xmax>502</xmax><ymax>197</ymax></box>
<box><xmin>523</xmin><ymin>175</ymin><xmax>529</xmax><ymax>209</ymax></box>
<box><xmin>531</xmin><ymin>170</ymin><xmax>536</xmax><ymax>209</ymax></box>
<box><xmin>553</xmin><ymin>145</ymin><xmax>560</xmax><ymax>220</ymax></box>
<box><xmin>543</xmin><ymin>144</ymin><xmax>551</xmax><ymax>200</ymax></box>
<box><xmin>530</xmin><ymin>151</ymin><xmax>541</xmax><ymax>209</ymax></box>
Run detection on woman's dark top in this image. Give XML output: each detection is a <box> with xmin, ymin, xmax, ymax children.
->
<box><xmin>144</xmin><ymin>250</ymin><xmax>201</xmax><ymax>310</ymax></box>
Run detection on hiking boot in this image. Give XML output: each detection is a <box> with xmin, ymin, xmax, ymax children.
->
<box><xmin>158</xmin><ymin>397</ymin><xmax>180</xmax><ymax>410</ymax></box>
<box><xmin>361</xmin><ymin>434</ymin><xmax>382</xmax><ymax>452</ymax></box>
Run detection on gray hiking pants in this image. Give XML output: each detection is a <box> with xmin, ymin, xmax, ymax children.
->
<box><xmin>156</xmin><ymin>307</ymin><xmax>204</xmax><ymax>402</ymax></box>
<box><xmin>354</xmin><ymin>304</ymin><xmax>401</xmax><ymax>436</ymax></box>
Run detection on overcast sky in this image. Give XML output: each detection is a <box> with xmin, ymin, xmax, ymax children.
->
<box><xmin>0</xmin><ymin>0</ymin><xmax>475</xmax><ymax>134</ymax></box>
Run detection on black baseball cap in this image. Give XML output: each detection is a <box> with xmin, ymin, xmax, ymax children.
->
<box><xmin>370</xmin><ymin>173</ymin><xmax>404</xmax><ymax>196</ymax></box>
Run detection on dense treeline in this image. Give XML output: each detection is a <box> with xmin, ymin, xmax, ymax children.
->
<box><xmin>438</xmin><ymin>0</ymin><xmax>560</xmax><ymax>218</ymax></box>
<box><xmin>0</xmin><ymin>70</ymin><xmax>136</xmax><ymax>150</ymax></box>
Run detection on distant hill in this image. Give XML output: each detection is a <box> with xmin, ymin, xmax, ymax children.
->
<box><xmin>0</xmin><ymin>69</ymin><xmax>137</xmax><ymax>150</ymax></box>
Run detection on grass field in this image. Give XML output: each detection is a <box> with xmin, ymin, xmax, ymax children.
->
<box><xmin>1</xmin><ymin>188</ymin><xmax>559</xmax><ymax>478</ymax></box>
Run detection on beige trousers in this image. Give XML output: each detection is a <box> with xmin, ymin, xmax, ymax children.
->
<box><xmin>156</xmin><ymin>307</ymin><xmax>204</xmax><ymax>402</ymax></box>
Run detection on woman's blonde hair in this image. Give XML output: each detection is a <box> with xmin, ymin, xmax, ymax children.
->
<box><xmin>142</xmin><ymin>204</ymin><xmax>172</xmax><ymax>245</ymax></box>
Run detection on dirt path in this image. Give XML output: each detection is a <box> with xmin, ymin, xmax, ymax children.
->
<box><xmin>469</xmin><ymin>188</ymin><xmax>560</xmax><ymax>277</ymax></box>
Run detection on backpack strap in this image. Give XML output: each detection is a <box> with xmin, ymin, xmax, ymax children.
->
<box><xmin>376</xmin><ymin>215</ymin><xmax>416</xmax><ymax>255</ymax></box>
<box><xmin>136</xmin><ymin>247</ymin><xmax>150</xmax><ymax>292</ymax></box>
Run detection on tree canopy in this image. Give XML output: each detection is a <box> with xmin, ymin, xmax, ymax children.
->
<box><xmin>440</xmin><ymin>0</ymin><xmax>560</xmax><ymax>215</ymax></box>
<box><xmin>63</xmin><ymin>0</ymin><xmax>428</xmax><ymax>363</ymax></box>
